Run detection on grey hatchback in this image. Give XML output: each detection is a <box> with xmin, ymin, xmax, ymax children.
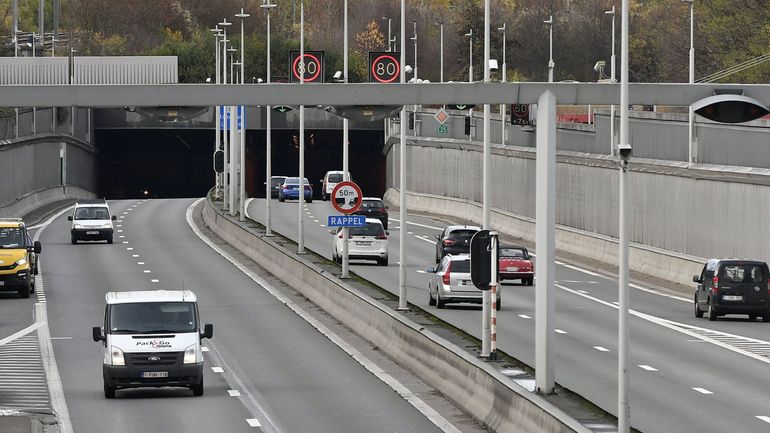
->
<box><xmin>693</xmin><ymin>259</ymin><xmax>770</xmax><ymax>322</ymax></box>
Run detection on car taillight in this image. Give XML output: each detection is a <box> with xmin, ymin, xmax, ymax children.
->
<box><xmin>338</xmin><ymin>233</ymin><xmax>344</xmax><ymax>239</ymax></box>
<box><xmin>442</xmin><ymin>262</ymin><xmax>452</xmax><ymax>285</ymax></box>
<box><xmin>443</xmin><ymin>239</ymin><xmax>455</xmax><ymax>246</ymax></box>
<box><xmin>375</xmin><ymin>234</ymin><xmax>387</xmax><ymax>240</ymax></box>
<box><xmin>711</xmin><ymin>276</ymin><xmax>719</xmax><ymax>294</ymax></box>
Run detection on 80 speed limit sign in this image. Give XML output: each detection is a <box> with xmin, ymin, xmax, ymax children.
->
<box><xmin>331</xmin><ymin>181</ymin><xmax>363</xmax><ymax>214</ymax></box>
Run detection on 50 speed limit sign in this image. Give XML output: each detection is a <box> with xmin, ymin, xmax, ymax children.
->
<box><xmin>331</xmin><ymin>181</ymin><xmax>363</xmax><ymax>214</ymax></box>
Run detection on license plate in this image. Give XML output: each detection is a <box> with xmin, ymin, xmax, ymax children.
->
<box><xmin>86</xmin><ymin>231</ymin><xmax>99</xmax><ymax>235</ymax></box>
<box><xmin>0</xmin><ymin>281</ymin><xmax>4</xmax><ymax>286</ymax></box>
<box><xmin>723</xmin><ymin>295</ymin><xmax>743</xmax><ymax>301</ymax></box>
<box><xmin>142</xmin><ymin>371</ymin><xmax>168</xmax><ymax>378</ymax></box>
<box><xmin>506</xmin><ymin>267</ymin><xmax>519</xmax><ymax>272</ymax></box>
<box><xmin>356</xmin><ymin>241</ymin><xmax>372</xmax><ymax>246</ymax></box>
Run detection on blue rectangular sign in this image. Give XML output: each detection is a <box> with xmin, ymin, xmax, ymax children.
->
<box><xmin>327</xmin><ymin>215</ymin><xmax>366</xmax><ymax>227</ymax></box>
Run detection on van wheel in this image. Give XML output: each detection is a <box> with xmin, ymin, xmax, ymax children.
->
<box><xmin>496</xmin><ymin>297</ymin><xmax>501</xmax><ymax>311</ymax></box>
<box><xmin>107</xmin><ymin>235</ymin><xmax>113</xmax><ymax>244</ymax></box>
<box><xmin>694</xmin><ymin>297</ymin><xmax>704</xmax><ymax>318</ymax></box>
<box><xmin>70</xmin><ymin>235</ymin><xmax>77</xmax><ymax>244</ymax></box>
<box><xmin>191</xmin><ymin>377</ymin><xmax>204</xmax><ymax>396</ymax></box>
<box><xmin>104</xmin><ymin>382</ymin><xmax>116</xmax><ymax>399</ymax></box>
<box><xmin>707</xmin><ymin>302</ymin><xmax>718</xmax><ymax>321</ymax></box>
<box><xmin>19</xmin><ymin>283</ymin><xmax>31</xmax><ymax>299</ymax></box>
<box><xmin>378</xmin><ymin>257</ymin><xmax>388</xmax><ymax>266</ymax></box>
<box><xmin>763</xmin><ymin>311</ymin><xmax>770</xmax><ymax>323</ymax></box>
<box><xmin>527</xmin><ymin>277</ymin><xmax>534</xmax><ymax>286</ymax></box>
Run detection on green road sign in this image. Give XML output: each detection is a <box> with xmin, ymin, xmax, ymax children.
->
<box><xmin>436</xmin><ymin>125</ymin><xmax>448</xmax><ymax>134</ymax></box>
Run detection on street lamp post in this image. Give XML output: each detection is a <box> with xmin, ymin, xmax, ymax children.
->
<box><xmin>210</xmin><ymin>26</ymin><xmax>222</xmax><ymax>199</ymax></box>
<box><xmin>465</xmin><ymin>29</ymin><xmax>473</xmax><ymax>82</ymax></box>
<box><xmin>436</xmin><ymin>20</ymin><xmax>444</xmax><ymax>83</ymax></box>
<box><xmin>605</xmin><ymin>6</ymin><xmax>616</xmax><ymax>155</ymax></box>
<box><xmin>236</xmin><ymin>8</ymin><xmax>249</xmax><ymax>222</ymax></box>
<box><xmin>298</xmin><ymin>0</ymin><xmax>306</xmax><ymax>254</ymax></box>
<box><xmin>481</xmin><ymin>0</ymin><xmax>493</xmax><ymax>358</ymax></box>
<box><xmin>498</xmin><ymin>23</ymin><xmax>506</xmax><ymax>144</ymax></box>
<box><xmin>218</xmin><ymin>18</ymin><xmax>232</xmax><ymax>212</ymax></box>
<box><xmin>262</xmin><ymin>1</ymin><xmax>277</xmax><ymax>236</ymax></box>
<box><xmin>342</xmin><ymin>0</ymin><xmax>351</xmax><ymax>278</ymax></box>
<box><xmin>411</xmin><ymin>21</ymin><xmax>417</xmax><ymax>81</ymax></box>
<box><xmin>544</xmin><ymin>15</ymin><xmax>554</xmax><ymax>82</ymax></box>
<box><xmin>382</xmin><ymin>16</ymin><xmax>392</xmax><ymax>52</ymax></box>
<box><xmin>684</xmin><ymin>0</ymin><xmax>695</xmax><ymax>162</ymax></box>
<box><xmin>228</xmin><ymin>45</ymin><xmax>238</xmax><ymax>218</ymax></box>
<box><xmin>397</xmin><ymin>0</ymin><xmax>407</xmax><ymax>311</ymax></box>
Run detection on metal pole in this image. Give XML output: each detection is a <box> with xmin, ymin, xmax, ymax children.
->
<box><xmin>535</xmin><ymin>89</ymin><xmax>556</xmax><ymax>395</ymax></box>
<box><xmin>438</xmin><ymin>22</ymin><xmax>444</xmax><ymax>83</ymax></box>
<box><xmin>211</xmin><ymin>27</ymin><xmax>221</xmax><ymax>199</ymax></box>
<box><xmin>687</xmin><ymin>0</ymin><xmax>695</xmax><ymax>163</ymax></box>
<box><xmin>481</xmin><ymin>0</ymin><xmax>492</xmax><ymax>358</ymax></box>
<box><xmin>606</xmin><ymin>6</ymin><xmax>616</xmax><ymax>155</ymax></box>
<box><xmin>298</xmin><ymin>0</ymin><xmax>305</xmax><ymax>254</ymax></box>
<box><xmin>228</xmin><ymin>48</ymin><xmax>237</xmax><ymax>217</ymax></box>
<box><xmin>468</xmin><ymin>29</ymin><xmax>473</xmax><ymax>82</ymax></box>
<box><xmin>383</xmin><ymin>17</ymin><xmax>391</xmax><ymax>52</ymax></box>
<box><xmin>52</xmin><ymin>34</ymin><xmax>57</xmax><ymax>133</ymax></box>
<box><xmin>489</xmin><ymin>231</ymin><xmax>498</xmax><ymax>359</ymax></box>
<box><xmin>13</xmin><ymin>0</ymin><xmax>17</xmax><ymax>139</ymax></box>
<box><xmin>219</xmin><ymin>19</ymin><xmax>231</xmax><ymax>210</ymax></box>
<box><xmin>397</xmin><ymin>0</ymin><xmax>407</xmax><ymax>311</ymax></box>
<box><xmin>412</xmin><ymin>21</ymin><xmax>417</xmax><ymax>81</ymax></box>
<box><xmin>342</xmin><ymin>0</ymin><xmax>350</xmax><ymax>278</ymax></box>
<box><xmin>236</xmin><ymin>9</ymin><xmax>249</xmax><ymax>222</ymax></box>
<box><xmin>263</xmin><ymin>2</ymin><xmax>276</xmax><ymax>235</ymax></box>
<box><xmin>618</xmin><ymin>0</ymin><xmax>631</xmax><ymax>430</ymax></box>
<box><xmin>32</xmin><ymin>33</ymin><xmax>36</xmax><ymax>135</ymax></box>
<box><xmin>546</xmin><ymin>16</ymin><xmax>554</xmax><ymax>82</ymax></box>
<box><xmin>38</xmin><ymin>0</ymin><xmax>44</xmax><ymax>53</ymax></box>
<box><xmin>499</xmin><ymin>23</ymin><xmax>506</xmax><ymax>144</ymax></box>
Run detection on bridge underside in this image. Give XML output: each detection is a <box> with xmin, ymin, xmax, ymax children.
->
<box><xmin>95</xmin><ymin>128</ymin><xmax>385</xmax><ymax>200</ymax></box>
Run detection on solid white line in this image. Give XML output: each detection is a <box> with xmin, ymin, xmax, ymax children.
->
<box><xmin>414</xmin><ymin>235</ymin><xmax>436</xmax><ymax>245</ymax></box>
<box><xmin>555</xmin><ymin>261</ymin><xmax>602</xmax><ymax>277</ymax></box>
<box><xmin>49</xmin><ymin>337</ymin><xmax>73</xmax><ymax>340</ymax></box>
<box><xmin>692</xmin><ymin>387</ymin><xmax>713</xmax><ymax>395</ymax></box>
<box><xmin>630</xmin><ymin>283</ymin><xmax>690</xmax><ymax>303</ymax></box>
<box><xmin>389</xmin><ymin>217</ymin><xmax>442</xmax><ymax>231</ymax></box>
<box><xmin>228</xmin><ymin>389</ymin><xmax>242</xmax><ymax>397</ymax></box>
<box><xmin>638</xmin><ymin>365</ymin><xmax>658</xmax><ymax>371</ymax></box>
<box><xmin>594</xmin><ymin>346</ymin><xmax>610</xmax><ymax>352</ymax></box>
<box><xmin>211</xmin><ymin>366</ymin><xmax>224</xmax><ymax>373</ymax></box>
<box><xmin>756</xmin><ymin>416</ymin><xmax>770</xmax><ymax>424</ymax></box>
<box><xmin>246</xmin><ymin>419</ymin><xmax>262</xmax><ymax>427</ymax></box>
<box><xmin>186</xmin><ymin>199</ymin><xmax>463</xmax><ymax>433</ymax></box>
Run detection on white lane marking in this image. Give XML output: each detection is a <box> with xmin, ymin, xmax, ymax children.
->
<box><xmin>122</xmin><ymin>241</ymin><xmax>128</xmax><ymax>244</ymax></box>
<box><xmin>313</xmin><ymin>220</ymin><xmax>320</xmax><ymax>223</ymax></box>
<box><xmin>320</xmin><ymin>224</ymin><xmax>326</xmax><ymax>227</ymax></box>
<box><xmin>137</xmin><ymin>262</ymin><xmax>145</xmax><ymax>265</ymax></box>
<box><xmin>132</xmin><ymin>254</ymin><xmax>139</xmax><ymax>258</ymax></box>
<box><xmin>692</xmin><ymin>387</ymin><xmax>713</xmax><ymax>395</ymax></box>
<box><xmin>517</xmin><ymin>314</ymin><xmax>532</xmax><ymax>319</ymax></box>
<box><xmin>554</xmin><ymin>329</ymin><xmax>567</xmax><ymax>334</ymax></box>
<box><xmin>211</xmin><ymin>367</ymin><xmax>224</xmax><ymax>373</ymax></box>
<box><xmin>559</xmin><ymin>283</ymin><xmax>770</xmax><ymax>365</ymax></box>
<box><xmin>201</xmin><ymin>346</ymin><xmax>209</xmax><ymax>352</ymax></box>
<box><xmin>390</xmin><ymin>217</ymin><xmax>442</xmax><ymax>231</ymax></box>
<box><xmin>0</xmin><ymin>322</ymin><xmax>46</xmax><ymax>347</ymax></box>
<box><xmin>121</xmin><ymin>212</ymin><xmax>128</xmax><ymax>215</ymax></box>
<box><xmin>416</xmin><ymin>270</ymin><xmax>426</xmax><ymax>274</ymax></box>
<box><xmin>126</xmin><ymin>247</ymin><xmax>133</xmax><ymax>251</ymax></box>
<box><xmin>407</xmin><ymin>231</ymin><xmax>414</xmax><ymax>235</ymax></box>
<box><xmin>630</xmin><ymin>283</ymin><xmax>690</xmax><ymax>303</ymax></box>
<box><xmin>577</xmin><ymin>290</ymin><xmax>589</xmax><ymax>294</ymax></box>
<box><xmin>50</xmin><ymin>337</ymin><xmax>73</xmax><ymax>340</ymax></box>
<box><xmin>246</xmin><ymin>419</ymin><xmax>262</xmax><ymax>428</ymax></box>
<box><xmin>143</xmin><ymin>270</ymin><xmax>151</xmax><ymax>274</ymax></box>
<box><xmin>638</xmin><ymin>365</ymin><xmax>658</xmax><ymax>371</ymax></box>
<box><xmin>559</xmin><ymin>280</ymin><xmax>598</xmax><ymax>284</ymax></box>
<box><xmin>414</xmin><ymin>235</ymin><xmax>436</xmax><ymax>245</ymax></box>
<box><xmin>119</xmin><ymin>236</ymin><xmax>125</xmax><ymax>239</ymax></box>
<box><xmin>555</xmin><ymin>261</ymin><xmax>602</xmax><ymax>277</ymax></box>
<box><xmin>116</xmin><ymin>225</ymin><xmax>122</xmax><ymax>228</ymax></box>
<box><xmin>228</xmin><ymin>389</ymin><xmax>242</xmax><ymax>397</ymax></box>
<box><xmin>117</xmin><ymin>230</ymin><xmax>123</xmax><ymax>233</ymax></box>
<box><xmin>594</xmin><ymin>346</ymin><xmax>610</xmax><ymax>352</ymax></box>
<box><xmin>150</xmin><ymin>279</ymin><xmax>159</xmax><ymax>283</ymax></box>
<box><xmin>756</xmin><ymin>416</ymin><xmax>770</xmax><ymax>424</ymax></box>
<box><xmin>187</xmin><ymin>198</ymin><xmax>464</xmax><ymax>433</ymax></box>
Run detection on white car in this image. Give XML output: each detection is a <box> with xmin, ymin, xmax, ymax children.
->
<box><xmin>331</xmin><ymin>218</ymin><xmax>388</xmax><ymax>266</ymax></box>
<box><xmin>68</xmin><ymin>199</ymin><xmax>116</xmax><ymax>244</ymax></box>
<box><xmin>320</xmin><ymin>170</ymin><xmax>346</xmax><ymax>201</ymax></box>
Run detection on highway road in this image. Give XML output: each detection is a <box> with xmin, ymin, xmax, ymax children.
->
<box><xmin>32</xmin><ymin>198</ymin><xmax>479</xmax><ymax>433</ymax></box>
<box><xmin>247</xmin><ymin>197</ymin><xmax>770</xmax><ymax>433</ymax></box>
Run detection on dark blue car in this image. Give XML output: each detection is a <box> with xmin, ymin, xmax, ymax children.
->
<box><xmin>278</xmin><ymin>177</ymin><xmax>313</xmax><ymax>203</ymax></box>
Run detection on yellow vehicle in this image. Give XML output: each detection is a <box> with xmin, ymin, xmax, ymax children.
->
<box><xmin>0</xmin><ymin>218</ymin><xmax>41</xmax><ymax>298</ymax></box>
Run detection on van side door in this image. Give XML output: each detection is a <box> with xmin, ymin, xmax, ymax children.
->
<box><xmin>696</xmin><ymin>264</ymin><xmax>709</xmax><ymax>305</ymax></box>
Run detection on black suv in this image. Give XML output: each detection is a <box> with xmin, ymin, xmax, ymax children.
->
<box><xmin>693</xmin><ymin>259</ymin><xmax>770</xmax><ymax>322</ymax></box>
<box><xmin>353</xmin><ymin>198</ymin><xmax>389</xmax><ymax>229</ymax></box>
<box><xmin>435</xmin><ymin>225</ymin><xmax>481</xmax><ymax>263</ymax></box>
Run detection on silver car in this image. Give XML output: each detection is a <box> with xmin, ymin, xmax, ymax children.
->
<box><xmin>427</xmin><ymin>254</ymin><xmax>501</xmax><ymax>310</ymax></box>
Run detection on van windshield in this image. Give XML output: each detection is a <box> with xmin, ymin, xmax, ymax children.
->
<box><xmin>328</xmin><ymin>173</ymin><xmax>344</xmax><ymax>183</ymax></box>
<box><xmin>109</xmin><ymin>302</ymin><xmax>197</xmax><ymax>334</ymax></box>
<box><xmin>74</xmin><ymin>207</ymin><xmax>109</xmax><ymax>220</ymax></box>
<box><xmin>0</xmin><ymin>227</ymin><xmax>24</xmax><ymax>249</ymax></box>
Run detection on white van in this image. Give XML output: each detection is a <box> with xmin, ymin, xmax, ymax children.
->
<box><xmin>320</xmin><ymin>170</ymin><xmax>346</xmax><ymax>201</ymax></box>
<box><xmin>92</xmin><ymin>290</ymin><xmax>213</xmax><ymax>398</ymax></box>
<box><xmin>68</xmin><ymin>199</ymin><xmax>116</xmax><ymax>244</ymax></box>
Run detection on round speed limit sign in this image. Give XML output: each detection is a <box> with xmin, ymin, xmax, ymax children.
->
<box><xmin>331</xmin><ymin>181</ymin><xmax>363</xmax><ymax>214</ymax></box>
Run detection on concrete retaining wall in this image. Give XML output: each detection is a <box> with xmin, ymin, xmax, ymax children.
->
<box><xmin>201</xmin><ymin>198</ymin><xmax>591</xmax><ymax>433</ymax></box>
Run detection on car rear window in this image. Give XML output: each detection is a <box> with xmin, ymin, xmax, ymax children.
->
<box><xmin>284</xmin><ymin>177</ymin><xmax>310</xmax><ymax>185</ymax></box>
<box><xmin>271</xmin><ymin>177</ymin><xmax>286</xmax><ymax>186</ymax></box>
<box><xmin>328</xmin><ymin>173</ymin><xmax>344</xmax><ymax>182</ymax></box>
<box><xmin>361</xmin><ymin>200</ymin><xmax>385</xmax><ymax>209</ymax></box>
<box><xmin>448</xmin><ymin>229</ymin><xmax>477</xmax><ymax>240</ymax></box>
<box><xmin>501</xmin><ymin>248</ymin><xmax>527</xmax><ymax>258</ymax></box>
<box><xmin>451</xmin><ymin>260</ymin><xmax>471</xmax><ymax>273</ymax></box>
<box><xmin>350</xmin><ymin>223</ymin><xmax>385</xmax><ymax>237</ymax></box>
<box><xmin>719</xmin><ymin>263</ymin><xmax>766</xmax><ymax>283</ymax></box>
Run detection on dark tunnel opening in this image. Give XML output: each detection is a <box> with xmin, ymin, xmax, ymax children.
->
<box><xmin>95</xmin><ymin>128</ymin><xmax>386</xmax><ymax>200</ymax></box>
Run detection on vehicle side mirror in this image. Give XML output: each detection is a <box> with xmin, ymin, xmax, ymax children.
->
<box><xmin>112</xmin><ymin>215</ymin><xmax>117</xmax><ymax>220</ymax></box>
<box><xmin>67</xmin><ymin>216</ymin><xmax>73</xmax><ymax>221</ymax></box>
<box><xmin>92</xmin><ymin>326</ymin><xmax>104</xmax><ymax>342</ymax></box>
<box><xmin>426</xmin><ymin>266</ymin><xmax>436</xmax><ymax>273</ymax></box>
<box><xmin>693</xmin><ymin>275</ymin><xmax>701</xmax><ymax>283</ymax></box>
<box><xmin>329</xmin><ymin>229</ymin><xmax>336</xmax><ymax>235</ymax></box>
<box><xmin>202</xmin><ymin>324</ymin><xmax>214</xmax><ymax>339</ymax></box>
<box><xmin>34</xmin><ymin>241</ymin><xmax>41</xmax><ymax>254</ymax></box>
<box><xmin>386</xmin><ymin>231</ymin><xmax>390</xmax><ymax>236</ymax></box>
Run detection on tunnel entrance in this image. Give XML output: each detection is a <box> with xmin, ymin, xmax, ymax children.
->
<box><xmin>95</xmin><ymin>128</ymin><xmax>385</xmax><ymax>200</ymax></box>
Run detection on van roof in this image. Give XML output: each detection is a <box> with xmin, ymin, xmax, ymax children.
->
<box><xmin>105</xmin><ymin>290</ymin><xmax>197</xmax><ymax>304</ymax></box>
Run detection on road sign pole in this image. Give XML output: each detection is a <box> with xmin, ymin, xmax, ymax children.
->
<box><xmin>489</xmin><ymin>231</ymin><xmax>498</xmax><ymax>360</ymax></box>
<box><xmin>342</xmin><ymin>0</ymin><xmax>350</xmax><ymax>279</ymax></box>
<box><xmin>481</xmin><ymin>0</ymin><xmax>491</xmax><ymax>358</ymax></box>
<box><xmin>298</xmin><ymin>1</ymin><xmax>305</xmax><ymax>255</ymax></box>
<box><xmin>397</xmin><ymin>0</ymin><xmax>408</xmax><ymax>312</ymax></box>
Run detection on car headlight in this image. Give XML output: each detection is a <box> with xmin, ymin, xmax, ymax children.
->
<box><xmin>102</xmin><ymin>223</ymin><xmax>112</xmax><ymax>229</ymax></box>
<box><xmin>15</xmin><ymin>258</ymin><xmax>27</xmax><ymax>266</ymax></box>
<box><xmin>183</xmin><ymin>344</ymin><xmax>198</xmax><ymax>364</ymax></box>
<box><xmin>74</xmin><ymin>224</ymin><xmax>83</xmax><ymax>229</ymax></box>
<box><xmin>111</xmin><ymin>346</ymin><xmax>125</xmax><ymax>366</ymax></box>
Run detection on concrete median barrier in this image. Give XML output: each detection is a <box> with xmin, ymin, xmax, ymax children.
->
<box><xmin>201</xmin><ymin>198</ymin><xmax>592</xmax><ymax>433</ymax></box>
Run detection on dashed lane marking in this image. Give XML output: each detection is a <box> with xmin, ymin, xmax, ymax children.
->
<box><xmin>638</xmin><ymin>365</ymin><xmax>658</xmax><ymax>371</ymax></box>
<box><xmin>228</xmin><ymin>390</ymin><xmax>242</xmax><ymax>397</ymax></box>
<box><xmin>594</xmin><ymin>346</ymin><xmax>610</xmax><ymax>352</ymax></box>
<box><xmin>211</xmin><ymin>367</ymin><xmax>224</xmax><ymax>373</ymax></box>
<box><xmin>692</xmin><ymin>387</ymin><xmax>713</xmax><ymax>395</ymax></box>
<box><xmin>554</xmin><ymin>329</ymin><xmax>567</xmax><ymax>334</ymax></box>
<box><xmin>137</xmin><ymin>262</ymin><xmax>145</xmax><ymax>265</ymax></box>
<box><xmin>246</xmin><ymin>419</ymin><xmax>262</xmax><ymax>428</ymax></box>
<box><xmin>517</xmin><ymin>314</ymin><xmax>532</xmax><ymax>319</ymax></box>
<box><xmin>756</xmin><ymin>416</ymin><xmax>770</xmax><ymax>425</ymax></box>
<box><xmin>150</xmin><ymin>279</ymin><xmax>159</xmax><ymax>283</ymax></box>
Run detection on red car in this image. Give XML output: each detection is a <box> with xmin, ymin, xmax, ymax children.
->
<box><xmin>498</xmin><ymin>245</ymin><xmax>534</xmax><ymax>285</ymax></box>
